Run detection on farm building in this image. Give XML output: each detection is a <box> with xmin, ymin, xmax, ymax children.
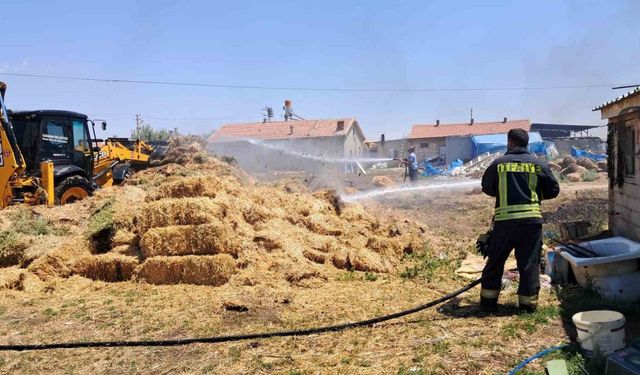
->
<box><xmin>594</xmin><ymin>87</ymin><xmax>640</xmax><ymax>241</ymax></box>
<box><xmin>207</xmin><ymin>118</ymin><xmax>367</xmax><ymax>172</ymax></box>
<box><xmin>530</xmin><ymin>123</ymin><xmax>599</xmax><ymax>139</ymax></box>
<box><xmin>407</xmin><ymin>119</ymin><xmax>532</xmax><ymax>163</ymax></box>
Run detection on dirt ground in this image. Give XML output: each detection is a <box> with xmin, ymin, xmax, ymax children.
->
<box><xmin>1</xmin><ymin>162</ymin><xmax>637</xmax><ymax>374</ymax></box>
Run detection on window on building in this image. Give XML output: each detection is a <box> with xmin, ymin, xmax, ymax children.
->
<box><xmin>393</xmin><ymin>149</ymin><xmax>399</xmax><ymax>158</ymax></box>
<box><xmin>620</xmin><ymin>124</ymin><xmax>636</xmax><ymax>177</ymax></box>
<box><xmin>420</xmin><ymin>142</ymin><xmax>429</xmax><ymax>148</ymax></box>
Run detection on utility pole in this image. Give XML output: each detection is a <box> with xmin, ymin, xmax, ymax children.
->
<box><xmin>135</xmin><ymin>114</ymin><xmax>141</xmax><ymax>137</ymax></box>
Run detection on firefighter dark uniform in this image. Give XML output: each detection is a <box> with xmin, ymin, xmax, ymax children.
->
<box><xmin>480</xmin><ymin>146</ymin><xmax>559</xmax><ymax>312</ymax></box>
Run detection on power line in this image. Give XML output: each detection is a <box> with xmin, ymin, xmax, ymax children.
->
<box><xmin>0</xmin><ymin>72</ymin><xmax>632</xmax><ymax>93</ymax></box>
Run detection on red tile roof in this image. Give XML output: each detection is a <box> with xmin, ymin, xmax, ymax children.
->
<box><xmin>208</xmin><ymin>118</ymin><xmax>362</xmax><ymax>142</ymax></box>
<box><xmin>409</xmin><ymin>119</ymin><xmax>531</xmax><ymax>139</ymax></box>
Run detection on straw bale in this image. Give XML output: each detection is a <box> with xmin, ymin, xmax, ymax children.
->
<box><xmin>332</xmin><ymin>250</ymin><xmax>352</xmax><ymax>270</ymax></box>
<box><xmin>350</xmin><ymin>251</ymin><xmax>390</xmax><ymax>273</ymax></box>
<box><xmin>161</xmin><ymin>140</ymin><xmax>203</xmax><ymax>165</ymax></box>
<box><xmin>560</xmin><ymin>156</ymin><xmax>576</xmax><ymax>168</ymax></box>
<box><xmin>308</xmin><ymin>234</ymin><xmax>339</xmax><ymax>253</ymax></box>
<box><xmin>253</xmin><ymin>230</ymin><xmax>285</xmax><ymax>251</ymax></box>
<box><xmin>566</xmin><ymin>173</ymin><xmax>582</xmax><ymax>182</ymax></box>
<box><xmin>243</xmin><ymin>205</ymin><xmax>274</xmax><ymax>225</ymax></box>
<box><xmin>140</xmin><ymin>222</ymin><xmax>243</xmax><ymax>258</ymax></box>
<box><xmin>343</xmin><ymin>187</ymin><xmax>359</xmax><ymax>195</ymax></box>
<box><xmin>135</xmin><ymin>254</ymin><xmax>235</xmax><ymax>286</ymax></box>
<box><xmin>0</xmin><ymin>267</ymin><xmax>43</xmax><ymax>291</ymax></box>
<box><xmin>560</xmin><ymin>162</ymin><xmax>579</xmax><ymax>175</ymax></box>
<box><xmin>366</xmin><ymin>235</ymin><xmax>403</xmax><ymax>257</ymax></box>
<box><xmin>303</xmin><ymin>214</ymin><xmax>344</xmax><ymax>236</ymax></box>
<box><xmin>111</xmin><ymin>244</ymin><xmax>140</xmax><ymax>256</ymax></box>
<box><xmin>28</xmin><ymin>239</ymin><xmax>90</xmax><ymax>280</ymax></box>
<box><xmin>112</xmin><ymin>230</ymin><xmax>137</xmax><ymax>247</ymax></box>
<box><xmin>547</xmin><ymin>161</ymin><xmax>562</xmax><ymax>171</ymax></box>
<box><xmin>597</xmin><ymin>160</ymin><xmax>607</xmax><ymax>171</ymax></box>
<box><xmin>285</xmin><ymin>267</ymin><xmax>327</xmax><ymax>287</ymax></box>
<box><xmin>576</xmin><ymin>157</ymin><xmax>597</xmax><ymax>170</ymax></box>
<box><xmin>312</xmin><ymin>189</ymin><xmax>344</xmax><ymax>215</ymax></box>
<box><xmin>72</xmin><ymin>254</ymin><xmax>138</xmax><ymax>282</ymax></box>
<box><xmin>147</xmin><ymin>176</ymin><xmax>236</xmax><ymax>201</ymax></box>
<box><xmin>135</xmin><ymin>197</ymin><xmax>226</xmax><ymax>232</ymax></box>
<box><xmin>150</xmin><ymin>177</ymin><xmax>218</xmax><ymax>200</ymax></box>
<box><xmin>302</xmin><ymin>249</ymin><xmax>327</xmax><ymax>264</ymax></box>
<box><xmin>340</xmin><ymin>205</ymin><xmax>378</xmax><ymax>228</ymax></box>
<box><xmin>373</xmin><ymin>176</ymin><xmax>395</xmax><ymax>188</ymax></box>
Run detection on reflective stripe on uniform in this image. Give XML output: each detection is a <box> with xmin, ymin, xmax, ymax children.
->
<box><xmin>495</xmin><ymin>211</ymin><xmax>543</xmax><ymax>221</ymax></box>
<box><xmin>481</xmin><ymin>288</ymin><xmax>500</xmax><ymax>299</ymax></box>
<box><xmin>495</xmin><ymin>204</ymin><xmax>541</xmax><ymax>214</ymax></box>
<box><xmin>498</xmin><ymin>170</ymin><xmax>508</xmax><ymax>208</ymax></box>
<box><xmin>528</xmin><ymin>171</ymin><xmax>539</xmax><ymax>203</ymax></box>
<box><xmin>518</xmin><ymin>294</ymin><xmax>539</xmax><ymax>306</ymax></box>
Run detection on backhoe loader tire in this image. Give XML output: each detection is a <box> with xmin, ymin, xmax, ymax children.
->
<box><xmin>55</xmin><ymin>176</ymin><xmax>93</xmax><ymax>205</ymax></box>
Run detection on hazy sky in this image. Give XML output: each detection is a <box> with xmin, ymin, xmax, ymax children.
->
<box><xmin>1</xmin><ymin>0</ymin><xmax>638</xmax><ymax>140</ymax></box>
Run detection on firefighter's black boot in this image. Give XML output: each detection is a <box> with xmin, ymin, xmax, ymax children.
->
<box><xmin>480</xmin><ymin>296</ymin><xmax>498</xmax><ymax>313</ymax></box>
<box><xmin>518</xmin><ymin>295</ymin><xmax>538</xmax><ymax>313</ymax></box>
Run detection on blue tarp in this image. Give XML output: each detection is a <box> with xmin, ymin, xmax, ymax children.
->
<box><xmin>471</xmin><ymin>132</ymin><xmax>546</xmax><ymax>158</ymax></box>
<box><xmin>422</xmin><ymin>158</ymin><xmax>464</xmax><ymax>176</ymax></box>
<box><xmin>570</xmin><ymin>146</ymin><xmax>606</xmax><ymax>161</ymax></box>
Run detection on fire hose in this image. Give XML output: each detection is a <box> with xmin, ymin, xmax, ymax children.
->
<box><xmin>0</xmin><ymin>278</ymin><xmax>481</xmax><ymax>351</ymax></box>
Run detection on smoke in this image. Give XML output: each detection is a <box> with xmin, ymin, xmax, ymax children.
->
<box><xmin>208</xmin><ymin>138</ymin><xmax>392</xmax><ymax>190</ymax></box>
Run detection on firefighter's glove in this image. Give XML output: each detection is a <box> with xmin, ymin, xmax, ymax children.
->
<box><xmin>475</xmin><ymin>230</ymin><xmax>492</xmax><ymax>259</ymax></box>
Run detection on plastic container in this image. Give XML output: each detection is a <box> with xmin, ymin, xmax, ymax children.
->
<box><xmin>558</xmin><ymin>237</ymin><xmax>640</xmax><ymax>287</ymax></box>
<box><xmin>572</xmin><ymin>310</ymin><xmax>626</xmax><ymax>355</ymax></box>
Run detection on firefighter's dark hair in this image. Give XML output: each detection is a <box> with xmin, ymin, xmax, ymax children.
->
<box><xmin>508</xmin><ymin>128</ymin><xmax>529</xmax><ymax>147</ymax></box>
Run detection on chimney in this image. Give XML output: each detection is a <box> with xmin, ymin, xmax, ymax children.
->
<box><xmin>381</xmin><ymin>134</ymin><xmax>385</xmax><ymax>143</ymax></box>
<box><xmin>469</xmin><ymin>118</ymin><xmax>474</xmax><ymax>126</ymax></box>
<box><xmin>435</xmin><ymin>120</ymin><xmax>440</xmax><ymax>127</ymax></box>
<box><xmin>503</xmin><ymin>117</ymin><xmax>507</xmax><ymax>123</ymax></box>
<box><xmin>289</xmin><ymin>125</ymin><xmax>294</xmax><ymax>135</ymax></box>
<box><xmin>336</xmin><ymin>120</ymin><xmax>345</xmax><ymax>131</ymax></box>
<box><xmin>284</xmin><ymin>100</ymin><xmax>293</xmax><ymax>121</ymax></box>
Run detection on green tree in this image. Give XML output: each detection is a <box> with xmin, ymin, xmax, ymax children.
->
<box><xmin>131</xmin><ymin>123</ymin><xmax>171</xmax><ymax>142</ymax></box>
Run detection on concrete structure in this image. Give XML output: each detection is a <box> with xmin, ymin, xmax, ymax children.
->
<box><xmin>366</xmin><ymin>137</ymin><xmax>406</xmax><ymax>159</ymax></box>
<box><xmin>207</xmin><ymin>118</ymin><xmax>366</xmax><ymax>173</ymax></box>
<box><xmin>594</xmin><ymin>87</ymin><xmax>640</xmax><ymax>241</ymax></box>
<box><xmin>408</xmin><ymin>119</ymin><xmax>531</xmax><ymax>163</ymax></box>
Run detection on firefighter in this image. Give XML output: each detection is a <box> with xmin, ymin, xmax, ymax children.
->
<box><xmin>480</xmin><ymin>128</ymin><xmax>560</xmax><ymax>313</ymax></box>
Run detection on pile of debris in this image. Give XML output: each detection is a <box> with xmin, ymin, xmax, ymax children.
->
<box><xmin>0</xmin><ymin>137</ymin><xmax>425</xmax><ymax>290</ymax></box>
<box><xmin>548</xmin><ymin>156</ymin><xmax>606</xmax><ymax>182</ymax></box>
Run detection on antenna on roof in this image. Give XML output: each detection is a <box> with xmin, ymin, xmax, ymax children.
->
<box><xmin>469</xmin><ymin>108</ymin><xmax>474</xmax><ymax>125</ymax></box>
<box><xmin>283</xmin><ymin>100</ymin><xmax>304</xmax><ymax>121</ymax></box>
<box><xmin>261</xmin><ymin>106</ymin><xmax>273</xmax><ymax>123</ymax></box>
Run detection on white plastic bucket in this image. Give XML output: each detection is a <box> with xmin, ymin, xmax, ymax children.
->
<box><xmin>572</xmin><ymin>310</ymin><xmax>626</xmax><ymax>355</ymax></box>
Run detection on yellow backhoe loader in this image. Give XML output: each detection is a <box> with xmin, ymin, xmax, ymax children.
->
<box><xmin>0</xmin><ymin>81</ymin><xmax>160</xmax><ymax>207</ymax></box>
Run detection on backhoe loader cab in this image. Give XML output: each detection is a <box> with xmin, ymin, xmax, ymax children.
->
<box><xmin>9</xmin><ymin>110</ymin><xmax>97</xmax><ymax>204</ymax></box>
